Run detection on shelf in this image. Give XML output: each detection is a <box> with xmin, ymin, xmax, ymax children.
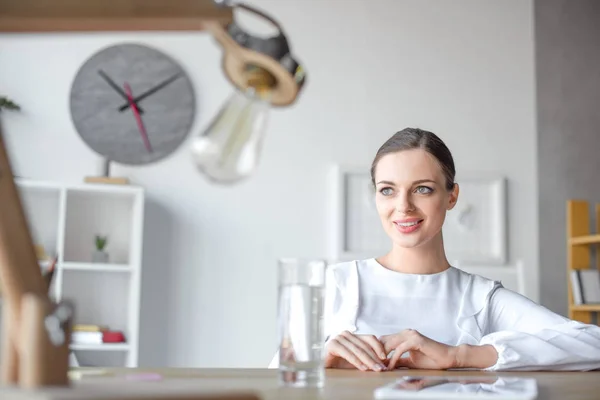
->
<box><xmin>70</xmin><ymin>343</ymin><xmax>129</xmax><ymax>352</ymax></box>
<box><xmin>11</xmin><ymin>178</ymin><xmax>144</xmax><ymax>367</ymax></box>
<box><xmin>570</xmin><ymin>234</ymin><xmax>600</xmax><ymax>246</ymax></box>
<box><xmin>0</xmin><ymin>0</ymin><xmax>233</xmax><ymax>32</ymax></box>
<box><xmin>63</xmin><ymin>189</ymin><xmax>138</xmax><ymax>265</ymax></box>
<box><xmin>570</xmin><ymin>304</ymin><xmax>600</xmax><ymax>312</ymax></box>
<box><xmin>62</xmin><ymin>262</ymin><xmax>132</xmax><ymax>272</ymax></box>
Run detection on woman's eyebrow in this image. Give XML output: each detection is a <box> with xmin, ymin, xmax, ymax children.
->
<box><xmin>376</xmin><ymin>179</ymin><xmax>437</xmax><ymax>186</ymax></box>
<box><xmin>413</xmin><ymin>179</ymin><xmax>437</xmax><ymax>185</ymax></box>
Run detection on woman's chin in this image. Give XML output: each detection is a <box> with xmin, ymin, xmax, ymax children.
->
<box><xmin>388</xmin><ymin>228</ymin><xmax>437</xmax><ymax>249</ymax></box>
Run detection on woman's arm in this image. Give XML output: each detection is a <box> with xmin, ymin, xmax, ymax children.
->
<box><xmin>477</xmin><ymin>287</ymin><xmax>600</xmax><ymax>371</ymax></box>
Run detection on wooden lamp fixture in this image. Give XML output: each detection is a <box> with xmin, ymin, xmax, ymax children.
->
<box><xmin>0</xmin><ymin>0</ymin><xmax>306</xmax><ymax>107</ymax></box>
<box><xmin>0</xmin><ymin>0</ymin><xmax>305</xmax><ymax>397</ymax></box>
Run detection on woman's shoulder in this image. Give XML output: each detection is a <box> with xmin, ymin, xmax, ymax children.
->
<box><xmin>450</xmin><ymin>266</ymin><xmax>502</xmax><ymax>289</ymax></box>
<box><xmin>327</xmin><ymin>259</ymin><xmax>357</xmax><ymax>273</ymax></box>
<box><xmin>326</xmin><ymin>258</ymin><xmax>374</xmax><ymax>278</ymax></box>
<box><xmin>449</xmin><ymin>266</ymin><xmax>504</xmax><ymax>316</ymax></box>
<box><xmin>326</xmin><ymin>259</ymin><xmax>358</xmax><ymax>286</ymax></box>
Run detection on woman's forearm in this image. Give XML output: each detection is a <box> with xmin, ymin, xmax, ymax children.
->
<box><xmin>455</xmin><ymin>344</ymin><xmax>498</xmax><ymax>369</ymax></box>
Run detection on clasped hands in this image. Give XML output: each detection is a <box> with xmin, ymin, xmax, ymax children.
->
<box><xmin>324</xmin><ymin>329</ymin><xmax>462</xmax><ymax>371</ymax></box>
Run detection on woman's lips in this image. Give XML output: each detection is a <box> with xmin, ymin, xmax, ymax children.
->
<box><xmin>393</xmin><ymin>219</ymin><xmax>424</xmax><ymax>234</ymax></box>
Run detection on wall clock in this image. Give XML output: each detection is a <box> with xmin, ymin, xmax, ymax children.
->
<box><xmin>70</xmin><ymin>43</ymin><xmax>196</xmax><ymax>165</ymax></box>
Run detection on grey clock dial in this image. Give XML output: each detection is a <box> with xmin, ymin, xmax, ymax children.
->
<box><xmin>70</xmin><ymin>43</ymin><xmax>196</xmax><ymax>165</ymax></box>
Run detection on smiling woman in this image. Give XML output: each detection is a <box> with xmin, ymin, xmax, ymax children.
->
<box><xmin>370</xmin><ymin>130</ymin><xmax>459</xmax><ymax>260</ymax></box>
<box><xmin>269</xmin><ymin>128</ymin><xmax>600</xmax><ymax>373</ymax></box>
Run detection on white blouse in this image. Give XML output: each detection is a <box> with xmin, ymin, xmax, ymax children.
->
<box><xmin>269</xmin><ymin>258</ymin><xmax>600</xmax><ymax>371</ymax></box>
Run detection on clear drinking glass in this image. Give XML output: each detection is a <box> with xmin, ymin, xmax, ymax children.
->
<box><xmin>277</xmin><ymin>258</ymin><xmax>327</xmax><ymax>388</ymax></box>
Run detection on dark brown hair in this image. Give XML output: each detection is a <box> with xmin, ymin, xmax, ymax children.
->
<box><xmin>370</xmin><ymin>127</ymin><xmax>456</xmax><ymax>191</ymax></box>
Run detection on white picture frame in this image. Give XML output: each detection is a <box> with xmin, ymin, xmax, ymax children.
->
<box><xmin>443</xmin><ymin>175</ymin><xmax>508</xmax><ymax>265</ymax></box>
<box><xmin>329</xmin><ymin>165</ymin><xmax>508</xmax><ymax>265</ymax></box>
<box><xmin>329</xmin><ymin>165</ymin><xmax>391</xmax><ymax>261</ymax></box>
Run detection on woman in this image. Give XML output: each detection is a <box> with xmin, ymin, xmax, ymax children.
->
<box><xmin>271</xmin><ymin>127</ymin><xmax>600</xmax><ymax>372</ymax></box>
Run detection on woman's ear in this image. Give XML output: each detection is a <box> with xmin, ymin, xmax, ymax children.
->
<box><xmin>447</xmin><ymin>183</ymin><xmax>459</xmax><ymax>210</ymax></box>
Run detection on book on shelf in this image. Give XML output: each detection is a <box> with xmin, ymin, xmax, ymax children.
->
<box><xmin>73</xmin><ymin>324</ymin><xmax>108</xmax><ymax>332</ymax></box>
<box><xmin>570</xmin><ymin>269</ymin><xmax>600</xmax><ymax>304</ymax></box>
<box><xmin>71</xmin><ymin>324</ymin><xmax>126</xmax><ymax>344</ymax></box>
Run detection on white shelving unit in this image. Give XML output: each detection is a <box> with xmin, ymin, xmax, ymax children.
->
<box><xmin>11</xmin><ymin>178</ymin><xmax>145</xmax><ymax>368</ymax></box>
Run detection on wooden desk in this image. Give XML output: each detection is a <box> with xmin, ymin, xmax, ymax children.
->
<box><xmin>2</xmin><ymin>368</ymin><xmax>599</xmax><ymax>399</ymax></box>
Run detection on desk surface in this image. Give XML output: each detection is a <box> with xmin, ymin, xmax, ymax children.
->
<box><xmin>2</xmin><ymin>368</ymin><xmax>600</xmax><ymax>400</ymax></box>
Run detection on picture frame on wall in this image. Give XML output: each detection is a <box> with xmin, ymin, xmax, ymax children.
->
<box><xmin>329</xmin><ymin>165</ymin><xmax>390</xmax><ymax>261</ymax></box>
<box><xmin>330</xmin><ymin>165</ymin><xmax>508</xmax><ymax>266</ymax></box>
<box><xmin>443</xmin><ymin>175</ymin><xmax>508</xmax><ymax>265</ymax></box>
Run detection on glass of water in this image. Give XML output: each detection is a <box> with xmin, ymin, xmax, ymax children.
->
<box><xmin>277</xmin><ymin>258</ymin><xmax>327</xmax><ymax>388</ymax></box>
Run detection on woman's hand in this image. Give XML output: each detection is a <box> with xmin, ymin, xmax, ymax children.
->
<box><xmin>325</xmin><ymin>331</ymin><xmax>388</xmax><ymax>371</ymax></box>
<box><xmin>379</xmin><ymin>329</ymin><xmax>459</xmax><ymax>370</ymax></box>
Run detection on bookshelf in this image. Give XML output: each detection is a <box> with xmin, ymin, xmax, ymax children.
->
<box><xmin>566</xmin><ymin>200</ymin><xmax>600</xmax><ymax>324</ymax></box>
<box><xmin>1</xmin><ymin>178</ymin><xmax>145</xmax><ymax>368</ymax></box>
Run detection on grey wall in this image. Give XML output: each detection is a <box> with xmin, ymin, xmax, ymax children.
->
<box><xmin>536</xmin><ymin>0</ymin><xmax>600</xmax><ymax>315</ymax></box>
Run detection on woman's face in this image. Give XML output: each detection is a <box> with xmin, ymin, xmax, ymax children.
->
<box><xmin>374</xmin><ymin>149</ymin><xmax>459</xmax><ymax>249</ymax></box>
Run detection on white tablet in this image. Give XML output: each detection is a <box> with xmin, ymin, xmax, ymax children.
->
<box><xmin>374</xmin><ymin>375</ymin><xmax>538</xmax><ymax>400</ymax></box>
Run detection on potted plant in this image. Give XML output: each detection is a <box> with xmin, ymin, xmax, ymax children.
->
<box><xmin>92</xmin><ymin>235</ymin><xmax>109</xmax><ymax>263</ymax></box>
<box><xmin>0</xmin><ymin>96</ymin><xmax>20</xmax><ymax>113</ymax></box>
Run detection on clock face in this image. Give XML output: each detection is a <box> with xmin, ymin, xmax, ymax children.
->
<box><xmin>70</xmin><ymin>43</ymin><xmax>196</xmax><ymax>165</ymax></box>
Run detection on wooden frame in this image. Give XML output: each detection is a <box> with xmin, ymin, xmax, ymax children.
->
<box><xmin>0</xmin><ymin>123</ymin><xmax>73</xmax><ymax>388</ymax></box>
<box><xmin>0</xmin><ymin>0</ymin><xmax>233</xmax><ymax>32</ymax></box>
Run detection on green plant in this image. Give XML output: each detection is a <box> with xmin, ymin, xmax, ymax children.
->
<box><xmin>95</xmin><ymin>235</ymin><xmax>107</xmax><ymax>251</ymax></box>
<box><xmin>0</xmin><ymin>96</ymin><xmax>20</xmax><ymax>112</ymax></box>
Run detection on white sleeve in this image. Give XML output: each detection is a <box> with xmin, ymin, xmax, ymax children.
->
<box><xmin>477</xmin><ymin>287</ymin><xmax>600</xmax><ymax>371</ymax></box>
<box><xmin>267</xmin><ymin>265</ymin><xmax>342</xmax><ymax>368</ymax></box>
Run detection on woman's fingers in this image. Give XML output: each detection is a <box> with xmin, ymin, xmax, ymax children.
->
<box><xmin>327</xmin><ymin>338</ymin><xmax>370</xmax><ymax>371</ymax></box>
<box><xmin>341</xmin><ymin>333</ymin><xmax>385</xmax><ymax>364</ymax></box>
<box><xmin>336</xmin><ymin>336</ymin><xmax>383</xmax><ymax>371</ymax></box>
<box><xmin>361</xmin><ymin>335</ymin><xmax>388</xmax><ymax>360</ymax></box>
<box><xmin>336</xmin><ymin>334</ymin><xmax>386</xmax><ymax>371</ymax></box>
<box><xmin>379</xmin><ymin>334</ymin><xmax>397</xmax><ymax>354</ymax></box>
<box><xmin>387</xmin><ymin>340</ymin><xmax>414</xmax><ymax>370</ymax></box>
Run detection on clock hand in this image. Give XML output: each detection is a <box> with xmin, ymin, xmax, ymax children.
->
<box><xmin>98</xmin><ymin>70</ymin><xmax>145</xmax><ymax>114</ymax></box>
<box><xmin>118</xmin><ymin>72</ymin><xmax>182</xmax><ymax>112</ymax></box>
<box><xmin>124</xmin><ymin>82</ymin><xmax>153</xmax><ymax>153</ymax></box>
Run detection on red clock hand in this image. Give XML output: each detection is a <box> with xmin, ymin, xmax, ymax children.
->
<box><xmin>124</xmin><ymin>82</ymin><xmax>152</xmax><ymax>153</ymax></box>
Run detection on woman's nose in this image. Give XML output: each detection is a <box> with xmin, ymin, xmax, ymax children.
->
<box><xmin>395</xmin><ymin>194</ymin><xmax>415</xmax><ymax>213</ymax></box>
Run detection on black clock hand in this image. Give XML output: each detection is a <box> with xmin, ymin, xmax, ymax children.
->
<box><xmin>98</xmin><ymin>70</ymin><xmax>145</xmax><ymax>114</ymax></box>
<box><xmin>118</xmin><ymin>72</ymin><xmax>182</xmax><ymax>112</ymax></box>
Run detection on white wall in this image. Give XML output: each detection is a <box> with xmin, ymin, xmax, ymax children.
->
<box><xmin>0</xmin><ymin>0</ymin><xmax>537</xmax><ymax>367</ymax></box>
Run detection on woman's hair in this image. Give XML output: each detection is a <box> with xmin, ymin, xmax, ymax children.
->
<box><xmin>370</xmin><ymin>127</ymin><xmax>456</xmax><ymax>190</ymax></box>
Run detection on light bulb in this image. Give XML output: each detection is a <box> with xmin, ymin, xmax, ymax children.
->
<box><xmin>192</xmin><ymin>71</ymin><xmax>274</xmax><ymax>184</ymax></box>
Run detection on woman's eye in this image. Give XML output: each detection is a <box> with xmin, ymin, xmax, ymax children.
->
<box><xmin>416</xmin><ymin>186</ymin><xmax>433</xmax><ymax>194</ymax></box>
<box><xmin>380</xmin><ymin>187</ymin><xmax>393</xmax><ymax>196</ymax></box>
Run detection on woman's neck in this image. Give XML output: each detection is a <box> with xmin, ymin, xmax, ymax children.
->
<box><xmin>377</xmin><ymin>234</ymin><xmax>451</xmax><ymax>275</ymax></box>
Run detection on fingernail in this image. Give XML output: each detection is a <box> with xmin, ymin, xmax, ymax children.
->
<box><xmin>360</xmin><ymin>364</ymin><xmax>368</xmax><ymax>371</ymax></box>
<box><xmin>380</xmin><ymin>353</ymin><xmax>386</xmax><ymax>359</ymax></box>
<box><xmin>373</xmin><ymin>364</ymin><xmax>384</xmax><ymax>371</ymax></box>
